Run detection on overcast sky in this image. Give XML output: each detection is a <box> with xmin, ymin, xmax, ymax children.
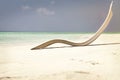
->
<box><xmin>0</xmin><ymin>0</ymin><xmax>120</xmax><ymax>32</ymax></box>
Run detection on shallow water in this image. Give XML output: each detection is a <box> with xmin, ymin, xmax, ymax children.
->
<box><xmin>0</xmin><ymin>32</ymin><xmax>92</xmax><ymax>45</ymax></box>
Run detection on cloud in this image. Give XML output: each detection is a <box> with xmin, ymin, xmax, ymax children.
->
<box><xmin>23</xmin><ymin>0</ymin><xmax>27</xmax><ymax>1</ymax></box>
<box><xmin>36</xmin><ymin>8</ymin><xmax>55</xmax><ymax>16</ymax></box>
<box><xmin>50</xmin><ymin>1</ymin><xmax>55</xmax><ymax>5</ymax></box>
<box><xmin>21</xmin><ymin>5</ymin><xmax>31</xmax><ymax>10</ymax></box>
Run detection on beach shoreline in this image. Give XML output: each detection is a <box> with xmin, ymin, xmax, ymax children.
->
<box><xmin>0</xmin><ymin>33</ymin><xmax>120</xmax><ymax>80</ymax></box>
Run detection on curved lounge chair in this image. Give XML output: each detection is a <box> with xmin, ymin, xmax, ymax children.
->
<box><xmin>31</xmin><ymin>1</ymin><xmax>113</xmax><ymax>50</ymax></box>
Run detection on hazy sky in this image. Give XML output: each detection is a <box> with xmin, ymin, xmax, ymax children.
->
<box><xmin>0</xmin><ymin>0</ymin><xmax>120</xmax><ymax>32</ymax></box>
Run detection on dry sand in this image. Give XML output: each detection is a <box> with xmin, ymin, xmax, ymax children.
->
<box><xmin>0</xmin><ymin>34</ymin><xmax>120</xmax><ymax>80</ymax></box>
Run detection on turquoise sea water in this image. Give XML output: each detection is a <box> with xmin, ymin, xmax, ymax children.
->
<box><xmin>0</xmin><ymin>32</ymin><xmax>86</xmax><ymax>45</ymax></box>
<box><xmin>0</xmin><ymin>32</ymin><xmax>119</xmax><ymax>45</ymax></box>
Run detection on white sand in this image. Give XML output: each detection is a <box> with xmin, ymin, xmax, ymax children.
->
<box><xmin>0</xmin><ymin>34</ymin><xmax>120</xmax><ymax>80</ymax></box>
